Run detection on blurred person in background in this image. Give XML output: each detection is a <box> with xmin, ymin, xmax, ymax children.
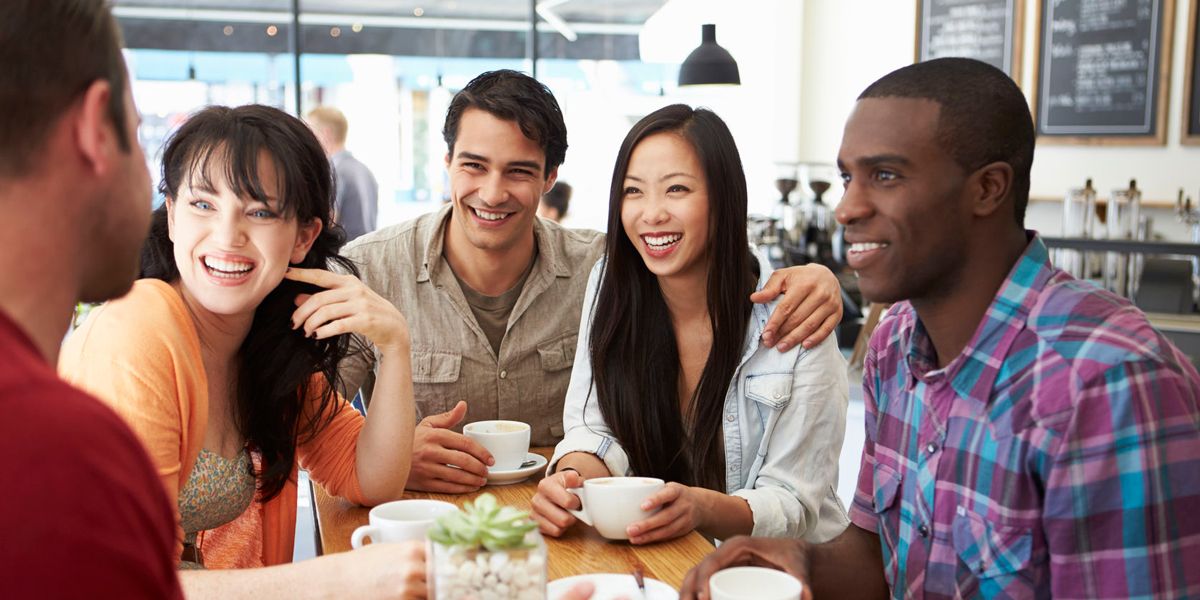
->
<box><xmin>307</xmin><ymin>105</ymin><xmax>379</xmax><ymax>242</ymax></box>
<box><xmin>537</xmin><ymin>180</ymin><xmax>572</xmax><ymax>223</ymax></box>
<box><xmin>0</xmin><ymin>0</ymin><xmax>181</xmax><ymax>597</ymax></box>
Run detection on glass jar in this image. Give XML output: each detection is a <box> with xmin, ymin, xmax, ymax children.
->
<box><xmin>1060</xmin><ymin>180</ymin><xmax>1097</xmax><ymax>278</ymax></box>
<box><xmin>430</xmin><ymin>531</ymin><xmax>547</xmax><ymax>600</ymax></box>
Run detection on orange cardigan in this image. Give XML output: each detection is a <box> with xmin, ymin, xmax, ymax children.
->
<box><xmin>60</xmin><ymin>279</ymin><xmax>367</xmax><ymax>567</ymax></box>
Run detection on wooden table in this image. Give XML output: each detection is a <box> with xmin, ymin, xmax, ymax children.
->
<box><xmin>312</xmin><ymin>448</ymin><xmax>715</xmax><ymax>590</ymax></box>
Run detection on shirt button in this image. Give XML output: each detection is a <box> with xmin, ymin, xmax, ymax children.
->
<box><xmin>725</xmin><ymin>414</ymin><xmax>735</xmax><ymax>422</ymax></box>
<box><xmin>918</xmin><ymin>524</ymin><xmax>930</xmax><ymax>538</ymax></box>
<box><xmin>499</xmin><ymin>370</ymin><xmax>508</xmax><ymax>379</ymax></box>
<box><xmin>926</xmin><ymin>442</ymin><xmax>938</xmax><ymax>455</ymax></box>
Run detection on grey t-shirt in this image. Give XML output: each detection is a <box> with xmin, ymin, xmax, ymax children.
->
<box><xmin>451</xmin><ymin>257</ymin><xmax>536</xmax><ymax>356</ymax></box>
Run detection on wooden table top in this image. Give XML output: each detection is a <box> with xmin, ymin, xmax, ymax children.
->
<box><xmin>312</xmin><ymin>448</ymin><xmax>715</xmax><ymax>590</ymax></box>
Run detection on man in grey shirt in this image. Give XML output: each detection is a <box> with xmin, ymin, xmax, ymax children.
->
<box><xmin>308</xmin><ymin>106</ymin><xmax>378</xmax><ymax>241</ymax></box>
<box><xmin>339</xmin><ymin>70</ymin><xmax>845</xmax><ymax>494</ymax></box>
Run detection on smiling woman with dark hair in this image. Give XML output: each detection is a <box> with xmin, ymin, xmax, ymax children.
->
<box><xmin>531</xmin><ymin>104</ymin><xmax>850</xmax><ymax>545</ymax></box>
<box><xmin>60</xmin><ymin>105</ymin><xmax>425</xmax><ymax>598</ymax></box>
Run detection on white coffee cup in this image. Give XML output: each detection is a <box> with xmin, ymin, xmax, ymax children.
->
<box><xmin>464</xmin><ymin>420</ymin><xmax>531</xmax><ymax>471</ymax></box>
<box><xmin>566</xmin><ymin>476</ymin><xmax>664</xmax><ymax>540</ymax></box>
<box><xmin>350</xmin><ymin>500</ymin><xmax>458</xmax><ymax>548</ymax></box>
<box><xmin>709</xmin><ymin>566</ymin><xmax>803</xmax><ymax>600</ymax></box>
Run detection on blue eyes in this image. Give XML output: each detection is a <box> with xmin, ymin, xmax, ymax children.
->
<box><xmin>188</xmin><ymin>200</ymin><xmax>276</xmax><ymax>219</ymax></box>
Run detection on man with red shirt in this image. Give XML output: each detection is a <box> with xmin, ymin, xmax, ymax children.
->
<box><xmin>0</xmin><ymin>1</ymin><xmax>182</xmax><ymax>597</ymax></box>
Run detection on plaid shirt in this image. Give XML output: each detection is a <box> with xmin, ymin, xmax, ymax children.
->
<box><xmin>849</xmin><ymin>235</ymin><xmax>1200</xmax><ymax>599</ymax></box>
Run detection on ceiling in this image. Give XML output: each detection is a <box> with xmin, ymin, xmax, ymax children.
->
<box><xmin>112</xmin><ymin>0</ymin><xmax>661</xmax><ymax>59</ymax></box>
<box><xmin>112</xmin><ymin>0</ymin><xmax>669</xmax><ymax>26</ymax></box>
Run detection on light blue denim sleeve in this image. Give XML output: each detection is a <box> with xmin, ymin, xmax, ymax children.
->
<box><xmin>732</xmin><ymin>334</ymin><xmax>850</xmax><ymax>541</ymax></box>
<box><xmin>547</xmin><ymin>259</ymin><xmax>631</xmax><ymax>478</ymax></box>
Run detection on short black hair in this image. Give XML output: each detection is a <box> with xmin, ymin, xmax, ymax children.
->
<box><xmin>442</xmin><ymin>69</ymin><xmax>568</xmax><ymax>177</ymax></box>
<box><xmin>859</xmin><ymin>57</ymin><xmax>1034</xmax><ymax>226</ymax></box>
<box><xmin>541</xmin><ymin>181</ymin><xmax>572</xmax><ymax>216</ymax></box>
<box><xmin>0</xmin><ymin>0</ymin><xmax>130</xmax><ymax>177</ymax></box>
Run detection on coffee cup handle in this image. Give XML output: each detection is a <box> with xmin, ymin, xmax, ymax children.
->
<box><xmin>566</xmin><ymin>487</ymin><xmax>592</xmax><ymax>526</ymax></box>
<box><xmin>351</xmin><ymin>524</ymin><xmax>378</xmax><ymax>549</ymax></box>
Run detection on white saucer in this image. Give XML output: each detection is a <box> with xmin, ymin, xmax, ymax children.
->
<box><xmin>548</xmin><ymin>573</ymin><xmax>678</xmax><ymax>600</ymax></box>
<box><xmin>485</xmin><ymin>452</ymin><xmax>547</xmax><ymax>485</ymax></box>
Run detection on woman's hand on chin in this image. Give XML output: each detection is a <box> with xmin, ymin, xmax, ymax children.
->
<box><xmin>284</xmin><ymin>267</ymin><xmax>410</xmax><ymax>353</ymax></box>
<box><xmin>625</xmin><ymin>482</ymin><xmax>705</xmax><ymax>545</ymax></box>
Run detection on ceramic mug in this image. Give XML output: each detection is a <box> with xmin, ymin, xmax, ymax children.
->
<box><xmin>464</xmin><ymin>420</ymin><xmax>531</xmax><ymax>471</ymax></box>
<box><xmin>566</xmin><ymin>477</ymin><xmax>664</xmax><ymax>540</ymax></box>
<box><xmin>350</xmin><ymin>499</ymin><xmax>459</xmax><ymax>547</ymax></box>
<box><xmin>709</xmin><ymin>566</ymin><xmax>804</xmax><ymax>600</ymax></box>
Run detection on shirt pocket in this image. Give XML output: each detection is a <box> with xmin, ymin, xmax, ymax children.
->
<box><xmin>536</xmin><ymin>333</ymin><xmax>577</xmax><ymax>438</ymax></box>
<box><xmin>745</xmin><ymin>372</ymin><xmax>793</xmax><ymax>410</ymax></box>
<box><xmin>411</xmin><ymin>350</ymin><xmax>462</xmax><ymax>417</ymax></box>
<box><xmin>536</xmin><ymin>333</ymin><xmax>577</xmax><ymax>372</ymax></box>
<box><xmin>743</xmin><ymin>372</ymin><xmax>794</xmax><ymax>468</ymax></box>
<box><xmin>952</xmin><ymin>506</ymin><xmax>1034</xmax><ymax>586</ymax></box>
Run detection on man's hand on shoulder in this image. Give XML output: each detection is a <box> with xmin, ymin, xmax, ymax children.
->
<box><xmin>753</xmin><ymin>264</ymin><xmax>843</xmax><ymax>352</ymax></box>
<box><xmin>406</xmin><ymin>400</ymin><xmax>495</xmax><ymax>493</ymax></box>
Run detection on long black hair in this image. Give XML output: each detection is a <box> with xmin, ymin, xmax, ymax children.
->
<box><xmin>141</xmin><ymin>104</ymin><xmax>358</xmax><ymax>501</ymax></box>
<box><xmin>590</xmin><ymin>104</ymin><xmax>755</xmax><ymax>491</ymax></box>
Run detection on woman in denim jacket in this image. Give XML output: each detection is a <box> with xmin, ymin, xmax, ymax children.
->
<box><xmin>531</xmin><ymin>105</ymin><xmax>850</xmax><ymax>544</ymax></box>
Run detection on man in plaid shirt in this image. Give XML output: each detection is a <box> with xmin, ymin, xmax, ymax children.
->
<box><xmin>681</xmin><ymin>58</ymin><xmax>1200</xmax><ymax>599</ymax></box>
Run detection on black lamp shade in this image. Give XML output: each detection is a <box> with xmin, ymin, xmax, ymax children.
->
<box><xmin>678</xmin><ymin>24</ymin><xmax>740</xmax><ymax>86</ymax></box>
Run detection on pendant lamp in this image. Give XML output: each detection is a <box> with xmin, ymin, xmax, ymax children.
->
<box><xmin>677</xmin><ymin>24</ymin><xmax>740</xmax><ymax>86</ymax></box>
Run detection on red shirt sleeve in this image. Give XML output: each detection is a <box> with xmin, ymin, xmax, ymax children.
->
<box><xmin>0</xmin><ymin>379</ymin><xmax>182</xmax><ymax>599</ymax></box>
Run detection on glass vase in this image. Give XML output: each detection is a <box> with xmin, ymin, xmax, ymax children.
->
<box><xmin>430</xmin><ymin>531</ymin><xmax>547</xmax><ymax>600</ymax></box>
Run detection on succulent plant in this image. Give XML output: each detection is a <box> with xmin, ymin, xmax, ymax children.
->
<box><xmin>428</xmin><ymin>493</ymin><xmax>538</xmax><ymax>551</ymax></box>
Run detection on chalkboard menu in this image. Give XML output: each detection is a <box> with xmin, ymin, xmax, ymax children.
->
<box><xmin>917</xmin><ymin>0</ymin><xmax>1023</xmax><ymax>78</ymax></box>
<box><xmin>1034</xmin><ymin>0</ymin><xmax>1174</xmax><ymax>143</ymax></box>
<box><xmin>1184</xmin><ymin>0</ymin><xmax>1200</xmax><ymax>143</ymax></box>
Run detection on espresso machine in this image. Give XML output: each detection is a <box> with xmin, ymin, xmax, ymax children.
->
<box><xmin>795</xmin><ymin>163</ymin><xmax>839</xmax><ymax>267</ymax></box>
<box><xmin>755</xmin><ymin>163</ymin><xmax>842</xmax><ymax>268</ymax></box>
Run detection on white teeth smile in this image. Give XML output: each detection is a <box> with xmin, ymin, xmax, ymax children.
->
<box><xmin>643</xmin><ymin>234</ymin><xmax>682</xmax><ymax>248</ymax></box>
<box><xmin>203</xmin><ymin>256</ymin><xmax>254</xmax><ymax>277</ymax></box>
<box><xmin>849</xmin><ymin>242</ymin><xmax>889</xmax><ymax>253</ymax></box>
<box><xmin>473</xmin><ymin>208</ymin><xmax>509</xmax><ymax>221</ymax></box>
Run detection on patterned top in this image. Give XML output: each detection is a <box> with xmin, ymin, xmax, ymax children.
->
<box><xmin>177</xmin><ymin>448</ymin><xmax>255</xmax><ymax>569</ymax></box>
<box><xmin>849</xmin><ymin>234</ymin><xmax>1200</xmax><ymax>599</ymax></box>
